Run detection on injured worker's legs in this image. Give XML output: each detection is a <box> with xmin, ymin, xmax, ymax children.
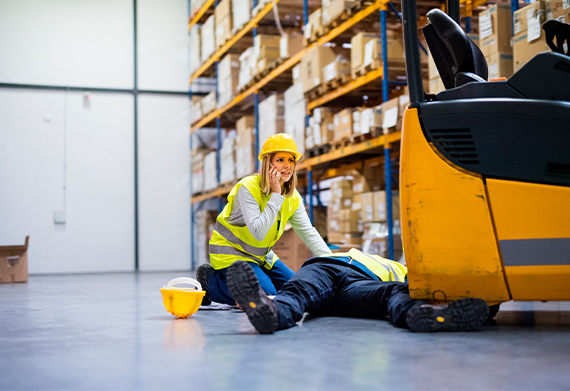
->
<box><xmin>227</xmin><ymin>260</ymin><xmax>490</xmax><ymax>334</ymax></box>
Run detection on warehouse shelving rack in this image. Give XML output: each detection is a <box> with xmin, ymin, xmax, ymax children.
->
<box><xmin>189</xmin><ymin>0</ymin><xmax>486</xmax><ymax>267</ymax></box>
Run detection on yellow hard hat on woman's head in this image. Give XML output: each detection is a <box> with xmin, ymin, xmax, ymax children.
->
<box><xmin>258</xmin><ymin>133</ymin><xmax>302</xmax><ymax>161</ymax></box>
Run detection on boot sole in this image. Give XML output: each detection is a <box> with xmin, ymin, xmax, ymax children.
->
<box><xmin>227</xmin><ymin>262</ymin><xmax>278</xmax><ymax>334</ymax></box>
<box><xmin>196</xmin><ymin>264</ymin><xmax>212</xmax><ymax>306</ymax></box>
<box><xmin>406</xmin><ymin>298</ymin><xmax>490</xmax><ymax>332</ymax></box>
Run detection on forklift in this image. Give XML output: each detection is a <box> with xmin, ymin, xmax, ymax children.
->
<box><xmin>400</xmin><ymin>0</ymin><xmax>570</xmax><ymax>315</ymax></box>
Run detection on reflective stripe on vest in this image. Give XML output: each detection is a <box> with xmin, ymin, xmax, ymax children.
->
<box><xmin>208</xmin><ymin>175</ymin><xmax>302</xmax><ymax>270</ymax></box>
<box><xmin>322</xmin><ymin>248</ymin><xmax>407</xmax><ymax>282</ymax></box>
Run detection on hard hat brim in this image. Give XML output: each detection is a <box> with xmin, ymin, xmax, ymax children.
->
<box><xmin>258</xmin><ymin>149</ymin><xmax>302</xmax><ymax>161</ymax></box>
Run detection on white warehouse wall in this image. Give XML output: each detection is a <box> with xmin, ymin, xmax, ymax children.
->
<box><xmin>138</xmin><ymin>94</ymin><xmax>191</xmax><ymax>271</ymax></box>
<box><xmin>0</xmin><ymin>0</ymin><xmax>192</xmax><ymax>273</ymax></box>
<box><xmin>0</xmin><ymin>0</ymin><xmax>134</xmax><ymax>89</ymax></box>
<box><xmin>0</xmin><ymin>89</ymin><xmax>135</xmax><ymax>273</ymax></box>
<box><xmin>137</xmin><ymin>0</ymin><xmax>190</xmax><ymax>92</ymax></box>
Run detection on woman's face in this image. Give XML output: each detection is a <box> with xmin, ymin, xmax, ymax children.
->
<box><xmin>270</xmin><ymin>152</ymin><xmax>295</xmax><ymax>183</ymax></box>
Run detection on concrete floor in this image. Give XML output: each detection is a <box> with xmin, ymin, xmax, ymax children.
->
<box><xmin>1</xmin><ymin>272</ymin><xmax>570</xmax><ymax>391</ymax></box>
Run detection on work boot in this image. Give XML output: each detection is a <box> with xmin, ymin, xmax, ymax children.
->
<box><xmin>227</xmin><ymin>261</ymin><xmax>278</xmax><ymax>334</ymax></box>
<box><xmin>196</xmin><ymin>263</ymin><xmax>213</xmax><ymax>306</ymax></box>
<box><xmin>406</xmin><ymin>298</ymin><xmax>490</xmax><ymax>332</ymax></box>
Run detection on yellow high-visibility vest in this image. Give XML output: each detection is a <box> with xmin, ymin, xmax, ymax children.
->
<box><xmin>323</xmin><ymin>248</ymin><xmax>408</xmax><ymax>282</ymax></box>
<box><xmin>209</xmin><ymin>175</ymin><xmax>302</xmax><ymax>270</ymax></box>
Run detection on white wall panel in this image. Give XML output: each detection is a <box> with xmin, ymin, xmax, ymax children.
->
<box><xmin>0</xmin><ymin>0</ymin><xmax>133</xmax><ymax>89</ymax></box>
<box><xmin>0</xmin><ymin>89</ymin><xmax>135</xmax><ymax>274</ymax></box>
<box><xmin>137</xmin><ymin>94</ymin><xmax>191</xmax><ymax>271</ymax></box>
<box><xmin>137</xmin><ymin>0</ymin><xmax>190</xmax><ymax>92</ymax></box>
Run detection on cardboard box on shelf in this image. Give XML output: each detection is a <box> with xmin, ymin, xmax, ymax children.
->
<box><xmin>236</xmin><ymin>115</ymin><xmax>255</xmax><ymax>134</ymax></box>
<box><xmin>373</xmin><ymin>190</ymin><xmax>400</xmax><ymax>221</ymax></box>
<box><xmin>361</xmin><ymin>192</ymin><xmax>375</xmax><ymax>222</ymax></box>
<box><xmin>323</xmin><ymin>56</ymin><xmax>351</xmax><ymax>83</ymax></box>
<box><xmin>195</xmin><ymin>210</ymin><xmax>218</xmax><ymax>267</ymax></box>
<box><xmin>0</xmin><ymin>237</ymin><xmax>29</xmax><ymax>283</ymax></box>
<box><xmin>322</xmin><ymin>0</ymin><xmax>356</xmax><ymax>25</ymax></box>
<box><xmin>254</xmin><ymin>34</ymin><xmax>281</xmax><ymax>60</ymax></box>
<box><xmin>381</xmin><ymin>97</ymin><xmax>399</xmax><ymax>134</ymax></box>
<box><xmin>232</xmin><ymin>0</ymin><xmax>252</xmax><ymax>32</ymax></box>
<box><xmin>333</xmin><ymin>108</ymin><xmax>354</xmax><ymax>141</ymax></box>
<box><xmin>284</xmin><ymin>83</ymin><xmax>306</xmax><ymax>156</ymax></box>
<box><xmin>280</xmin><ymin>32</ymin><xmax>304</xmax><ymax>58</ymax></box>
<box><xmin>313</xmin><ymin>107</ymin><xmax>335</xmax><ymax>144</ymax></box>
<box><xmin>305</xmin><ymin>8</ymin><xmax>323</xmax><ymax>41</ymax></box>
<box><xmin>201</xmin><ymin>91</ymin><xmax>217</xmax><ymax>114</ymax></box>
<box><xmin>329</xmin><ymin>232</ymin><xmax>363</xmax><ymax>245</ymax></box>
<box><xmin>486</xmin><ymin>52</ymin><xmax>514</xmax><ymax>79</ymax></box>
<box><xmin>259</xmin><ymin>93</ymin><xmax>285</xmax><ymax>145</ymax></box>
<box><xmin>272</xmin><ymin>225</ymin><xmax>313</xmax><ymax>272</ymax></box>
<box><xmin>201</xmin><ymin>14</ymin><xmax>216</xmax><ymax>63</ymax></box>
<box><xmin>292</xmin><ymin>63</ymin><xmax>302</xmax><ymax>84</ymax></box>
<box><xmin>360</xmin><ymin>106</ymin><xmax>383</xmax><ymax>135</ymax></box>
<box><xmin>216</xmin><ymin>16</ymin><xmax>232</xmax><ymax>49</ymax></box>
<box><xmin>219</xmin><ymin>136</ymin><xmax>236</xmax><ymax>183</ymax></box>
<box><xmin>238</xmin><ymin>47</ymin><xmax>255</xmax><ymax>89</ymax></box>
<box><xmin>351</xmin><ymin>32</ymin><xmax>379</xmax><ymax>70</ymax></box>
<box><xmin>217</xmin><ymin>54</ymin><xmax>240</xmax><ymax>107</ymax></box>
<box><xmin>191</xmin><ymin>147</ymin><xmax>208</xmax><ymax>194</ymax></box>
<box><xmin>301</xmin><ymin>45</ymin><xmax>336</xmax><ymax>92</ymax></box>
<box><xmin>236</xmin><ymin>126</ymin><xmax>256</xmax><ymax>178</ymax></box>
<box><xmin>215</xmin><ymin>0</ymin><xmax>232</xmax><ymax>21</ymax></box>
<box><xmin>479</xmin><ymin>3</ymin><xmax>513</xmax><ymax>57</ymax></box>
<box><xmin>203</xmin><ymin>151</ymin><xmax>218</xmax><ymax>191</ymax></box>
<box><xmin>190</xmin><ymin>25</ymin><xmax>202</xmax><ymax>74</ymax></box>
<box><xmin>362</xmin><ymin>163</ymin><xmax>384</xmax><ymax>192</ymax></box>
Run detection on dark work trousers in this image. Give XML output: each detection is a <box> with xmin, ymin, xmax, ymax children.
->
<box><xmin>207</xmin><ymin>259</ymin><xmax>295</xmax><ymax>305</ymax></box>
<box><xmin>273</xmin><ymin>260</ymin><xmax>419</xmax><ymax>330</ymax></box>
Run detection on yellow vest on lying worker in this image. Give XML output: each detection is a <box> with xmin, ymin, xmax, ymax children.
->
<box><xmin>324</xmin><ymin>248</ymin><xmax>408</xmax><ymax>282</ymax></box>
<box><xmin>209</xmin><ymin>175</ymin><xmax>302</xmax><ymax>270</ymax></box>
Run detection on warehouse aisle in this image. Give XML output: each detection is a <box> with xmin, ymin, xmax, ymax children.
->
<box><xmin>1</xmin><ymin>272</ymin><xmax>570</xmax><ymax>390</ymax></box>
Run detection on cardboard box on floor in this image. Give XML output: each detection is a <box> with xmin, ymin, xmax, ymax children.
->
<box><xmin>0</xmin><ymin>237</ymin><xmax>29</xmax><ymax>283</ymax></box>
<box><xmin>272</xmin><ymin>225</ymin><xmax>313</xmax><ymax>272</ymax></box>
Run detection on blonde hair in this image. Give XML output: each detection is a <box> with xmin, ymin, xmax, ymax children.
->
<box><xmin>259</xmin><ymin>153</ymin><xmax>298</xmax><ymax>197</ymax></box>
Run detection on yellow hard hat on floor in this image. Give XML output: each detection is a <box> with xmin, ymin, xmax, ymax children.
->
<box><xmin>258</xmin><ymin>133</ymin><xmax>302</xmax><ymax>161</ymax></box>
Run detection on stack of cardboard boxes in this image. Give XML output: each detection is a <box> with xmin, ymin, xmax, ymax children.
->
<box><xmin>191</xmin><ymin>147</ymin><xmax>211</xmax><ymax>194</ymax></box>
<box><xmin>215</xmin><ymin>0</ymin><xmax>233</xmax><ymax>50</ymax></box>
<box><xmin>360</xmin><ymin>189</ymin><xmax>402</xmax><ymax>259</ymax></box>
<box><xmin>218</xmin><ymin>53</ymin><xmax>240</xmax><ymax>107</ymax></box>
<box><xmin>327</xmin><ymin>178</ymin><xmax>360</xmax><ymax>244</ymax></box>
<box><xmin>304</xmin><ymin>9</ymin><xmax>323</xmax><ymax>43</ymax></box>
<box><xmin>194</xmin><ymin>210</ymin><xmax>217</xmax><ymax>267</ymax></box>
<box><xmin>512</xmin><ymin>0</ymin><xmax>562</xmax><ymax>71</ymax></box>
<box><xmin>284</xmin><ymin>82</ymin><xmax>306</xmax><ymax>153</ymax></box>
<box><xmin>235</xmin><ymin>116</ymin><xmax>257</xmax><ymax>178</ymax></box>
<box><xmin>479</xmin><ymin>3</ymin><xmax>514</xmax><ymax>79</ymax></box>
<box><xmin>232</xmin><ymin>0</ymin><xmax>251</xmax><ymax>33</ymax></box>
<box><xmin>219</xmin><ymin>134</ymin><xmax>236</xmax><ymax>184</ymax></box>
<box><xmin>203</xmin><ymin>151</ymin><xmax>218</xmax><ymax>191</ymax></box>
<box><xmin>300</xmin><ymin>45</ymin><xmax>336</xmax><ymax>92</ymax></box>
<box><xmin>258</xmin><ymin>93</ymin><xmax>285</xmax><ymax>149</ymax></box>
<box><xmin>322</xmin><ymin>0</ymin><xmax>356</xmax><ymax>25</ymax></box>
<box><xmin>306</xmin><ymin>107</ymin><xmax>335</xmax><ymax>149</ymax></box>
<box><xmin>238</xmin><ymin>47</ymin><xmax>255</xmax><ymax>91</ymax></box>
<box><xmin>190</xmin><ymin>25</ymin><xmax>202</xmax><ymax>76</ymax></box>
<box><xmin>201</xmin><ymin>15</ymin><xmax>216</xmax><ymax>64</ymax></box>
<box><xmin>255</xmin><ymin>34</ymin><xmax>281</xmax><ymax>74</ymax></box>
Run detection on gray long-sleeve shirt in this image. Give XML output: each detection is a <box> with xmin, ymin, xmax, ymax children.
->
<box><xmin>227</xmin><ymin>186</ymin><xmax>332</xmax><ymax>263</ymax></box>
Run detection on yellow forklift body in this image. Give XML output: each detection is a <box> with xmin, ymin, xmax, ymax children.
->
<box><xmin>400</xmin><ymin>107</ymin><xmax>511</xmax><ymax>303</ymax></box>
<box><xmin>486</xmin><ymin>179</ymin><xmax>570</xmax><ymax>300</ymax></box>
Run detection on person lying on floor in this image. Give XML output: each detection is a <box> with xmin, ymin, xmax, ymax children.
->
<box><xmin>226</xmin><ymin>248</ymin><xmax>490</xmax><ymax>333</ymax></box>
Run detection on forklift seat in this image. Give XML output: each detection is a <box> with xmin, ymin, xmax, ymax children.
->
<box><xmin>422</xmin><ymin>8</ymin><xmax>488</xmax><ymax>89</ymax></box>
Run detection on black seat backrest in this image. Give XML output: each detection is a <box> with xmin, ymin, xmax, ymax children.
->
<box><xmin>422</xmin><ymin>9</ymin><xmax>488</xmax><ymax>89</ymax></box>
